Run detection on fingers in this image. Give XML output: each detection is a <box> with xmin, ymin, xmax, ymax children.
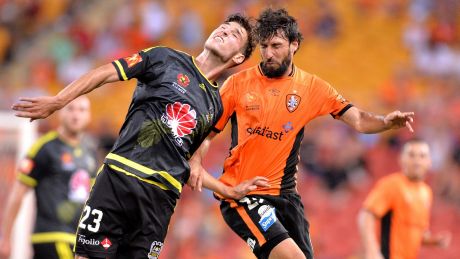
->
<box><xmin>187</xmin><ymin>172</ymin><xmax>198</xmax><ymax>191</ymax></box>
<box><xmin>14</xmin><ymin>111</ymin><xmax>37</xmax><ymax>118</ymax></box>
<box><xmin>405</xmin><ymin>121</ymin><xmax>414</xmax><ymax>133</ymax></box>
<box><xmin>18</xmin><ymin>97</ymin><xmax>39</xmax><ymax>102</ymax></box>
<box><xmin>11</xmin><ymin>102</ymin><xmax>35</xmax><ymax>110</ymax></box>
<box><xmin>249</xmin><ymin>176</ymin><xmax>270</xmax><ymax>188</ymax></box>
<box><xmin>196</xmin><ymin>173</ymin><xmax>203</xmax><ymax>192</ymax></box>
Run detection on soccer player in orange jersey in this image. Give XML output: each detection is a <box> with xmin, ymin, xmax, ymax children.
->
<box><xmin>358</xmin><ymin>139</ymin><xmax>451</xmax><ymax>259</ymax></box>
<box><xmin>192</xmin><ymin>8</ymin><xmax>416</xmax><ymax>259</ymax></box>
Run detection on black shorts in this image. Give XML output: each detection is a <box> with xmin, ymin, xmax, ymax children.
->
<box><xmin>75</xmin><ymin>165</ymin><xmax>177</xmax><ymax>258</ymax></box>
<box><xmin>33</xmin><ymin>242</ymin><xmax>73</xmax><ymax>259</ymax></box>
<box><xmin>220</xmin><ymin>193</ymin><xmax>313</xmax><ymax>259</ymax></box>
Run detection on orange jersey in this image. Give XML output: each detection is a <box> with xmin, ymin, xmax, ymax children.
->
<box><xmin>363</xmin><ymin>173</ymin><xmax>433</xmax><ymax>259</ymax></box>
<box><xmin>214</xmin><ymin>65</ymin><xmax>352</xmax><ymax>196</ymax></box>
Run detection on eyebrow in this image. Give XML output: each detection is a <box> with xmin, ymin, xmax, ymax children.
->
<box><xmin>223</xmin><ymin>22</ymin><xmax>244</xmax><ymax>39</ymax></box>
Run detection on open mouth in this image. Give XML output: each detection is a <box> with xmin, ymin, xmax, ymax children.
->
<box><xmin>214</xmin><ymin>36</ymin><xmax>224</xmax><ymax>43</ymax></box>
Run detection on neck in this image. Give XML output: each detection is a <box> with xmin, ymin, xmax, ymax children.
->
<box><xmin>283</xmin><ymin>63</ymin><xmax>294</xmax><ymax>77</ymax></box>
<box><xmin>58</xmin><ymin>127</ymin><xmax>81</xmax><ymax>147</ymax></box>
<box><xmin>195</xmin><ymin>49</ymin><xmax>234</xmax><ymax>82</ymax></box>
<box><xmin>404</xmin><ymin>173</ymin><xmax>423</xmax><ymax>182</ymax></box>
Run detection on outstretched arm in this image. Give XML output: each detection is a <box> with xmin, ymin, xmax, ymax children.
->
<box><xmin>358</xmin><ymin>209</ymin><xmax>384</xmax><ymax>259</ymax></box>
<box><xmin>188</xmin><ymin>132</ymin><xmax>269</xmax><ymax>198</ymax></box>
<box><xmin>340</xmin><ymin>106</ymin><xmax>414</xmax><ymax>134</ymax></box>
<box><xmin>0</xmin><ymin>182</ymin><xmax>31</xmax><ymax>259</ymax></box>
<box><xmin>12</xmin><ymin>63</ymin><xmax>119</xmax><ymax>121</ymax></box>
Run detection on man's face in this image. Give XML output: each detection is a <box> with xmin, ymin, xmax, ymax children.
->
<box><xmin>259</xmin><ymin>32</ymin><xmax>297</xmax><ymax>78</ymax></box>
<box><xmin>59</xmin><ymin>97</ymin><xmax>91</xmax><ymax>135</ymax></box>
<box><xmin>400</xmin><ymin>142</ymin><xmax>432</xmax><ymax>181</ymax></box>
<box><xmin>205</xmin><ymin>21</ymin><xmax>247</xmax><ymax>64</ymax></box>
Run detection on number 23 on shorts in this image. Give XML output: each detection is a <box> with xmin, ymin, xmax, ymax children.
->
<box><xmin>79</xmin><ymin>205</ymin><xmax>104</xmax><ymax>233</ymax></box>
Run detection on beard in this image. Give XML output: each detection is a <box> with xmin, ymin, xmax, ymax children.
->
<box><xmin>260</xmin><ymin>54</ymin><xmax>292</xmax><ymax>78</ymax></box>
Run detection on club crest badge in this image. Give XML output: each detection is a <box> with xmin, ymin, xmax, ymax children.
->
<box><xmin>286</xmin><ymin>94</ymin><xmax>301</xmax><ymax>112</ymax></box>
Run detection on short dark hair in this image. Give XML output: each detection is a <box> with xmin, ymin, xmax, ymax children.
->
<box><xmin>255</xmin><ymin>8</ymin><xmax>303</xmax><ymax>46</ymax></box>
<box><xmin>224</xmin><ymin>13</ymin><xmax>256</xmax><ymax>62</ymax></box>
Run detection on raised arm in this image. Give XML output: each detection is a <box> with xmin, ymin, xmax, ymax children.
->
<box><xmin>12</xmin><ymin>63</ymin><xmax>119</xmax><ymax>120</ymax></box>
<box><xmin>340</xmin><ymin>106</ymin><xmax>414</xmax><ymax>134</ymax></box>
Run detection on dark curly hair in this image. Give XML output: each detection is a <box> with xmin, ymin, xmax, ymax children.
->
<box><xmin>255</xmin><ymin>8</ymin><xmax>303</xmax><ymax>46</ymax></box>
<box><xmin>224</xmin><ymin>13</ymin><xmax>256</xmax><ymax>62</ymax></box>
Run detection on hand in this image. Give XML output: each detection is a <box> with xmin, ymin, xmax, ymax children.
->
<box><xmin>11</xmin><ymin>96</ymin><xmax>64</xmax><ymax>121</ymax></box>
<box><xmin>383</xmin><ymin>111</ymin><xmax>414</xmax><ymax>132</ymax></box>
<box><xmin>226</xmin><ymin>177</ymin><xmax>270</xmax><ymax>200</ymax></box>
<box><xmin>187</xmin><ymin>159</ymin><xmax>204</xmax><ymax>192</ymax></box>
<box><xmin>0</xmin><ymin>236</ymin><xmax>11</xmax><ymax>259</ymax></box>
<box><xmin>434</xmin><ymin>231</ymin><xmax>451</xmax><ymax>248</ymax></box>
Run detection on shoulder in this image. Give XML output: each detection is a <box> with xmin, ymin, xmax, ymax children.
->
<box><xmin>26</xmin><ymin>131</ymin><xmax>59</xmax><ymax>158</ymax></box>
<box><xmin>294</xmin><ymin>67</ymin><xmax>315</xmax><ymax>85</ymax></box>
<box><xmin>228</xmin><ymin>65</ymin><xmax>260</xmax><ymax>84</ymax></box>
<box><xmin>141</xmin><ymin>46</ymin><xmax>186</xmax><ymax>59</ymax></box>
<box><xmin>373</xmin><ymin>173</ymin><xmax>404</xmax><ymax>190</ymax></box>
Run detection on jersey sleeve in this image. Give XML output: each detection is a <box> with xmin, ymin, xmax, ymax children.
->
<box><xmin>111</xmin><ymin>46</ymin><xmax>166</xmax><ymax>82</ymax></box>
<box><xmin>17</xmin><ymin>145</ymin><xmax>50</xmax><ymax>187</ymax></box>
<box><xmin>309</xmin><ymin>76</ymin><xmax>353</xmax><ymax>119</ymax></box>
<box><xmin>213</xmin><ymin>76</ymin><xmax>237</xmax><ymax>132</ymax></box>
<box><xmin>363</xmin><ymin>178</ymin><xmax>396</xmax><ymax>217</ymax></box>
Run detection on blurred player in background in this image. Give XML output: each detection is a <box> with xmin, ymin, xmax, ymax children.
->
<box><xmin>11</xmin><ymin>13</ymin><xmax>270</xmax><ymax>259</ymax></box>
<box><xmin>358</xmin><ymin>139</ymin><xmax>451</xmax><ymax>259</ymax></box>
<box><xmin>0</xmin><ymin>96</ymin><xmax>96</xmax><ymax>259</ymax></box>
<box><xmin>191</xmin><ymin>8</ymin><xmax>415</xmax><ymax>259</ymax></box>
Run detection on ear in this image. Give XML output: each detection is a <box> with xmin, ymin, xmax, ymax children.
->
<box><xmin>232</xmin><ymin>53</ymin><xmax>245</xmax><ymax>65</ymax></box>
<box><xmin>290</xmin><ymin>41</ymin><xmax>299</xmax><ymax>54</ymax></box>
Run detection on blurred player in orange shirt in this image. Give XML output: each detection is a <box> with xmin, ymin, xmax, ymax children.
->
<box><xmin>193</xmin><ymin>8</ymin><xmax>416</xmax><ymax>259</ymax></box>
<box><xmin>358</xmin><ymin>139</ymin><xmax>451</xmax><ymax>259</ymax></box>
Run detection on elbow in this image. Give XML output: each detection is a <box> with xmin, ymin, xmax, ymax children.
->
<box><xmin>357</xmin><ymin>209</ymin><xmax>375</xmax><ymax>230</ymax></box>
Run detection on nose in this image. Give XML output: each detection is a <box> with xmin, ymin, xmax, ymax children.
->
<box><xmin>263</xmin><ymin>47</ymin><xmax>274</xmax><ymax>60</ymax></box>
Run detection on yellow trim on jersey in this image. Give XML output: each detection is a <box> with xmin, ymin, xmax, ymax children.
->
<box><xmin>27</xmin><ymin>131</ymin><xmax>58</xmax><ymax>158</ymax></box>
<box><xmin>17</xmin><ymin>173</ymin><xmax>37</xmax><ymax>187</ymax></box>
<box><xmin>192</xmin><ymin>57</ymin><xmax>218</xmax><ymax>88</ymax></box>
<box><xmin>107</xmin><ymin>164</ymin><xmax>169</xmax><ymax>190</ymax></box>
<box><xmin>55</xmin><ymin>241</ymin><xmax>73</xmax><ymax>259</ymax></box>
<box><xmin>114</xmin><ymin>60</ymin><xmax>128</xmax><ymax>81</ymax></box>
<box><xmin>31</xmin><ymin>232</ymin><xmax>75</xmax><ymax>244</ymax></box>
<box><xmin>142</xmin><ymin>46</ymin><xmax>162</xmax><ymax>53</ymax></box>
<box><xmin>106</xmin><ymin>153</ymin><xmax>181</xmax><ymax>192</ymax></box>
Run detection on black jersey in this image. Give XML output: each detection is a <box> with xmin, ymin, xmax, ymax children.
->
<box><xmin>17</xmin><ymin>131</ymin><xmax>97</xmax><ymax>244</ymax></box>
<box><xmin>107</xmin><ymin>46</ymin><xmax>223</xmax><ymax>196</ymax></box>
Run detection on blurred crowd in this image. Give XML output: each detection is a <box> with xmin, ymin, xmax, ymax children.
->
<box><xmin>0</xmin><ymin>0</ymin><xmax>459</xmax><ymax>258</ymax></box>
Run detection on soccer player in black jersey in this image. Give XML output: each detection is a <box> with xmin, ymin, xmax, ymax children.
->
<box><xmin>1</xmin><ymin>96</ymin><xmax>96</xmax><ymax>259</ymax></box>
<box><xmin>12</xmin><ymin>14</ymin><xmax>269</xmax><ymax>259</ymax></box>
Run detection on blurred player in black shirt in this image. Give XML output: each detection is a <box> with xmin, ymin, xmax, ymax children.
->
<box><xmin>1</xmin><ymin>96</ymin><xmax>96</xmax><ymax>259</ymax></box>
<box><xmin>12</xmin><ymin>14</ymin><xmax>269</xmax><ymax>259</ymax></box>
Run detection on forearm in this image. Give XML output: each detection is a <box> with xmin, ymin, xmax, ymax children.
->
<box><xmin>1</xmin><ymin>182</ymin><xmax>29</xmax><ymax>239</ymax></box>
<box><xmin>353</xmin><ymin>111</ymin><xmax>389</xmax><ymax>134</ymax></box>
<box><xmin>358</xmin><ymin>209</ymin><xmax>381</xmax><ymax>254</ymax></box>
<box><xmin>55</xmin><ymin>64</ymin><xmax>119</xmax><ymax>108</ymax></box>
<box><xmin>190</xmin><ymin>137</ymin><xmax>212</xmax><ymax>165</ymax></box>
<box><xmin>202</xmin><ymin>171</ymin><xmax>232</xmax><ymax>198</ymax></box>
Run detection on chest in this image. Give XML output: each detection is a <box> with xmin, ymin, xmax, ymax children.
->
<box><xmin>47</xmin><ymin>146</ymin><xmax>96</xmax><ymax>179</ymax></box>
<box><xmin>141</xmin><ymin>64</ymin><xmax>222</xmax><ymax>128</ymax></box>
<box><xmin>235</xmin><ymin>80</ymin><xmax>308</xmax><ymax>133</ymax></box>
<box><xmin>395</xmin><ymin>184</ymin><xmax>431</xmax><ymax>222</ymax></box>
